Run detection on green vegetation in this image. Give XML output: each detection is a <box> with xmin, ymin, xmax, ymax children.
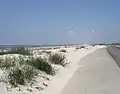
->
<box><xmin>26</xmin><ymin>57</ymin><xmax>55</xmax><ymax>75</ymax></box>
<box><xmin>0</xmin><ymin>55</ymin><xmax>55</xmax><ymax>87</ymax></box>
<box><xmin>0</xmin><ymin>58</ymin><xmax>38</xmax><ymax>87</ymax></box>
<box><xmin>0</xmin><ymin>47</ymin><xmax>31</xmax><ymax>55</ymax></box>
<box><xmin>0</xmin><ymin>46</ymin><xmax>69</xmax><ymax>88</ymax></box>
<box><xmin>76</xmin><ymin>46</ymin><xmax>85</xmax><ymax>50</ymax></box>
<box><xmin>7</xmin><ymin>66</ymin><xmax>38</xmax><ymax>87</ymax></box>
<box><xmin>49</xmin><ymin>53</ymin><xmax>67</xmax><ymax>67</ymax></box>
<box><xmin>53</xmin><ymin>47</ymin><xmax>61</xmax><ymax>49</ymax></box>
<box><xmin>59</xmin><ymin>49</ymin><xmax>67</xmax><ymax>52</ymax></box>
<box><xmin>0</xmin><ymin>58</ymin><xmax>14</xmax><ymax>70</ymax></box>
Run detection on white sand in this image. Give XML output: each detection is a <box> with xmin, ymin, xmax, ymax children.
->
<box><xmin>0</xmin><ymin>45</ymin><xmax>106</xmax><ymax>94</ymax></box>
<box><xmin>40</xmin><ymin>45</ymin><xmax>105</xmax><ymax>94</ymax></box>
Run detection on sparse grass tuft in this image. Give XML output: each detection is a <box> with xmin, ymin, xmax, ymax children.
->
<box><xmin>49</xmin><ymin>53</ymin><xmax>67</xmax><ymax>67</ymax></box>
<box><xmin>59</xmin><ymin>49</ymin><xmax>67</xmax><ymax>53</ymax></box>
<box><xmin>80</xmin><ymin>46</ymin><xmax>85</xmax><ymax>49</ymax></box>
<box><xmin>76</xmin><ymin>46</ymin><xmax>85</xmax><ymax>50</ymax></box>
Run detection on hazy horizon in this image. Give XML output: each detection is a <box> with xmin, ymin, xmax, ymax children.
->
<box><xmin>0</xmin><ymin>0</ymin><xmax>120</xmax><ymax>44</ymax></box>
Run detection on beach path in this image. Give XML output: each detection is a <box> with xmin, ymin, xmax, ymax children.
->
<box><xmin>60</xmin><ymin>48</ymin><xmax>120</xmax><ymax>94</ymax></box>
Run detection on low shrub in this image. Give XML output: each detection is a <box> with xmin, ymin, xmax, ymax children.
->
<box><xmin>10</xmin><ymin>47</ymin><xmax>31</xmax><ymax>55</ymax></box>
<box><xmin>26</xmin><ymin>57</ymin><xmax>55</xmax><ymax>75</ymax></box>
<box><xmin>76</xmin><ymin>46</ymin><xmax>85</xmax><ymax>50</ymax></box>
<box><xmin>0</xmin><ymin>58</ymin><xmax>16</xmax><ymax>70</ymax></box>
<box><xmin>49</xmin><ymin>53</ymin><xmax>67</xmax><ymax>67</ymax></box>
<box><xmin>0</xmin><ymin>55</ymin><xmax>55</xmax><ymax>88</ymax></box>
<box><xmin>76</xmin><ymin>47</ymin><xmax>80</xmax><ymax>50</ymax></box>
<box><xmin>39</xmin><ymin>48</ymin><xmax>52</xmax><ymax>50</ymax></box>
<box><xmin>59</xmin><ymin>49</ymin><xmax>67</xmax><ymax>53</ymax></box>
<box><xmin>0</xmin><ymin>57</ymin><xmax>38</xmax><ymax>88</ymax></box>
<box><xmin>0</xmin><ymin>51</ymin><xmax>8</xmax><ymax>55</ymax></box>
<box><xmin>7</xmin><ymin>65</ymin><xmax>38</xmax><ymax>87</ymax></box>
<box><xmin>53</xmin><ymin>47</ymin><xmax>61</xmax><ymax>49</ymax></box>
<box><xmin>80</xmin><ymin>46</ymin><xmax>85</xmax><ymax>49</ymax></box>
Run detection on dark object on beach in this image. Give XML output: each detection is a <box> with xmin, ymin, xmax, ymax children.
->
<box><xmin>42</xmin><ymin>76</ymin><xmax>50</xmax><ymax>81</ymax></box>
<box><xmin>80</xmin><ymin>46</ymin><xmax>85</xmax><ymax>49</ymax></box>
<box><xmin>76</xmin><ymin>46</ymin><xmax>85</xmax><ymax>50</ymax></box>
<box><xmin>43</xmin><ymin>83</ymin><xmax>48</xmax><ymax>86</ymax></box>
<box><xmin>35</xmin><ymin>86</ymin><xmax>44</xmax><ymax>91</ymax></box>
<box><xmin>27</xmin><ymin>88</ymin><xmax>32</xmax><ymax>92</ymax></box>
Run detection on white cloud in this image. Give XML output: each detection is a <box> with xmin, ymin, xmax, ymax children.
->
<box><xmin>92</xmin><ymin>29</ymin><xmax>96</xmax><ymax>33</ymax></box>
<box><xmin>69</xmin><ymin>30</ymin><xmax>74</xmax><ymax>33</ymax></box>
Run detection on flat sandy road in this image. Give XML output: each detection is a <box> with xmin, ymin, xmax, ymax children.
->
<box><xmin>60</xmin><ymin>48</ymin><xmax>120</xmax><ymax>94</ymax></box>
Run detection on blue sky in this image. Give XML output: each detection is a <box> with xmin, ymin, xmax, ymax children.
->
<box><xmin>0</xmin><ymin>0</ymin><xmax>120</xmax><ymax>45</ymax></box>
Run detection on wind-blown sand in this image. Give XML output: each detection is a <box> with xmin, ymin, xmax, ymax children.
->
<box><xmin>0</xmin><ymin>45</ymin><xmax>105</xmax><ymax>94</ymax></box>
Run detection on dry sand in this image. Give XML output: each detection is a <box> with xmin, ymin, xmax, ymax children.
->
<box><xmin>0</xmin><ymin>45</ymin><xmax>106</xmax><ymax>94</ymax></box>
<box><xmin>41</xmin><ymin>45</ymin><xmax>105</xmax><ymax>94</ymax></box>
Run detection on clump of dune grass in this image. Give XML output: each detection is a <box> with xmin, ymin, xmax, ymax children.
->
<box><xmin>0</xmin><ymin>51</ymin><xmax>8</xmax><ymax>55</ymax></box>
<box><xmin>49</xmin><ymin>53</ymin><xmax>67</xmax><ymax>67</ymax></box>
<box><xmin>80</xmin><ymin>46</ymin><xmax>85</xmax><ymax>49</ymax></box>
<box><xmin>0</xmin><ymin>57</ymin><xmax>38</xmax><ymax>88</ymax></box>
<box><xmin>59</xmin><ymin>49</ymin><xmax>67</xmax><ymax>53</ymax></box>
<box><xmin>26</xmin><ymin>57</ymin><xmax>55</xmax><ymax>75</ymax></box>
<box><xmin>0</xmin><ymin>53</ymin><xmax>55</xmax><ymax>88</ymax></box>
<box><xmin>41</xmin><ymin>51</ymin><xmax>52</xmax><ymax>54</ymax></box>
<box><xmin>7</xmin><ymin>65</ymin><xmax>38</xmax><ymax>87</ymax></box>
<box><xmin>0</xmin><ymin>57</ymin><xmax>18</xmax><ymax>70</ymax></box>
<box><xmin>76</xmin><ymin>46</ymin><xmax>85</xmax><ymax>50</ymax></box>
<box><xmin>10</xmin><ymin>47</ymin><xmax>31</xmax><ymax>55</ymax></box>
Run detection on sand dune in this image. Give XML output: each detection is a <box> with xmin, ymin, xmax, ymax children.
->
<box><xmin>0</xmin><ymin>45</ymin><xmax>105</xmax><ymax>94</ymax></box>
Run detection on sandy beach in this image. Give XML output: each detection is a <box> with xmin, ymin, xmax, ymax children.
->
<box><xmin>0</xmin><ymin>45</ymin><xmax>105</xmax><ymax>94</ymax></box>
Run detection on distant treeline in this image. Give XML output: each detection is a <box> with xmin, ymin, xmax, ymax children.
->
<box><xmin>111</xmin><ymin>43</ymin><xmax>120</xmax><ymax>45</ymax></box>
<box><xmin>93</xmin><ymin>43</ymin><xmax>120</xmax><ymax>45</ymax></box>
<box><xmin>0</xmin><ymin>47</ymin><xmax>31</xmax><ymax>55</ymax></box>
<box><xmin>0</xmin><ymin>45</ymin><xmax>62</xmax><ymax>50</ymax></box>
<box><xmin>0</xmin><ymin>44</ymin><xmax>82</xmax><ymax>49</ymax></box>
<box><xmin>0</xmin><ymin>43</ymin><xmax>120</xmax><ymax>50</ymax></box>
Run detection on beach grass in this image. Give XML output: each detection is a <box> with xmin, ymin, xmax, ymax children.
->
<box><xmin>49</xmin><ymin>53</ymin><xmax>67</xmax><ymax>67</ymax></box>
